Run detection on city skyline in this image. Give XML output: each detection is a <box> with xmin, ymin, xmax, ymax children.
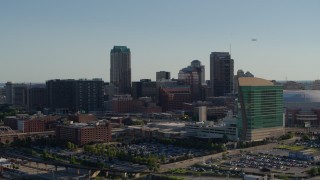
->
<box><xmin>1</xmin><ymin>0</ymin><xmax>320</xmax><ymax>83</ymax></box>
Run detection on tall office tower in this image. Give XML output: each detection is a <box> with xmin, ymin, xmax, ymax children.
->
<box><xmin>27</xmin><ymin>84</ymin><xmax>47</xmax><ymax>112</ymax></box>
<box><xmin>12</xmin><ymin>83</ymin><xmax>28</xmax><ymax>109</ymax></box>
<box><xmin>190</xmin><ymin>60</ymin><xmax>205</xmax><ymax>85</ymax></box>
<box><xmin>5</xmin><ymin>82</ymin><xmax>28</xmax><ymax>109</ymax></box>
<box><xmin>156</xmin><ymin>71</ymin><xmax>171</xmax><ymax>81</ymax></box>
<box><xmin>75</xmin><ymin>79</ymin><xmax>104</xmax><ymax>112</ymax></box>
<box><xmin>5</xmin><ymin>82</ymin><xmax>14</xmax><ymax>104</ymax></box>
<box><xmin>237</xmin><ymin>77</ymin><xmax>284</xmax><ymax>141</ymax></box>
<box><xmin>0</xmin><ymin>87</ymin><xmax>5</xmax><ymax>104</ymax></box>
<box><xmin>210</xmin><ymin>52</ymin><xmax>234</xmax><ymax>97</ymax></box>
<box><xmin>110</xmin><ymin>46</ymin><xmax>131</xmax><ymax>94</ymax></box>
<box><xmin>46</xmin><ymin>79</ymin><xmax>76</xmax><ymax>113</ymax></box>
<box><xmin>178</xmin><ymin>60</ymin><xmax>205</xmax><ymax>101</ymax></box>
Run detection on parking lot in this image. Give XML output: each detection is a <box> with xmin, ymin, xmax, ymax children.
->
<box><xmin>212</xmin><ymin>149</ymin><xmax>313</xmax><ymax>178</ymax></box>
<box><xmin>225</xmin><ymin>152</ymin><xmax>311</xmax><ymax>169</ymax></box>
<box><xmin>126</xmin><ymin>142</ymin><xmax>205</xmax><ymax>162</ymax></box>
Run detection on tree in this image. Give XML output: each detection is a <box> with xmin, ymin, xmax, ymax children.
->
<box><xmin>222</xmin><ymin>134</ymin><xmax>229</xmax><ymax>143</ymax></box>
<box><xmin>309</xmin><ymin>167</ymin><xmax>319</xmax><ymax>176</ymax></box>
<box><xmin>70</xmin><ymin>156</ymin><xmax>77</xmax><ymax>164</ymax></box>
<box><xmin>222</xmin><ymin>153</ymin><xmax>227</xmax><ymax>160</ymax></box>
<box><xmin>67</xmin><ymin>142</ymin><xmax>72</xmax><ymax>150</ymax></box>
<box><xmin>302</xmin><ymin>134</ymin><xmax>311</xmax><ymax>141</ymax></box>
<box><xmin>42</xmin><ymin>150</ymin><xmax>50</xmax><ymax>159</ymax></box>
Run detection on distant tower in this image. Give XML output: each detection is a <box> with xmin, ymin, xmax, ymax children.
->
<box><xmin>178</xmin><ymin>60</ymin><xmax>205</xmax><ymax>101</ymax></box>
<box><xmin>110</xmin><ymin>46</ymin><xmax>131</xmax><ymax>94</ymax></box>
<box><xmin>210</xmin><ymin>52</ymin><xmax>234</xmax><ymax>96</ymax></box>
<box><xmin>5</xmin><ymin>82</ymin><xmax>14</xmax><ymax>104</ymax></box>
<box><xmin>190</xmin><ymin>60</ymin><xmax>205</xmax><ymax>85</ymax></box>
<box><xmin>156</xmin><ymin>71</ymin><xmax>170</xmax><ymax>81</ymax></box>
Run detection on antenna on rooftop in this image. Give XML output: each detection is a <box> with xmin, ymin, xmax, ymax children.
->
<box><xmin>229</xmin><ymin>44</ymin><xmax>232</xmax><ymax>55</ymax></box>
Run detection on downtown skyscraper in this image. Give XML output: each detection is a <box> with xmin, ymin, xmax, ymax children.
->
<box><xmin>110</xmin><ymin>46</ymin><xmax>131</xmax><ymax>94</ymax></box>
<box><xmin>210</xmin><ymin>52</ymin><xmax>234</xmax><ymax>97</ymax></box>
<box><xmin>178</xmin><ymin>60</ymin><xmax>205</xmax><ymax>101</ymax></box>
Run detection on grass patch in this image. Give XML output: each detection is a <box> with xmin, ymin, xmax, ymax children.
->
<box><xmin>276</xmin><ymin>145</ymin><xmax>305</xmax><ymax>151</ymax></box>
<box><xmin>168</xmin><ymin>168</ymin><xmax>190</xmax><ymax>174</ymax></box>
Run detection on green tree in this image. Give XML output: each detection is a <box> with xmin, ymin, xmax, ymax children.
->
<box><xmin>70</xmin><ymin>156</ymin><xmax>77</xmax><ymax>164</ymax></box>
<box><xmin>302</xmin><ymin>134</ymin><xmax>311</xmax><ymax>141</ymax></box>
<box><xmin>309</xmin><ymin>167</ymin><xmax>319</xmax><ymax>176</ymax></box>
<box><xmin>42</xmin><ymin>150</ymin><xmax>50</xmax><ymax>159</ymax></box>
<box><xmin>67</xmin><ymin>142</ymin><xmax>72</xmax><ymax>150</ymax></box>
<box><xmin>222</xmin><ymin>152</ymin><xmax>227</xmax><ymax>160</ymax></box>
<box><xmin>222</xmin><ymin>134</ymin><xmax>229</xmax><ymax>143</ymax></box>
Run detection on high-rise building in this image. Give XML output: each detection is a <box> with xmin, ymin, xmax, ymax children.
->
<box><xmin>5</xmin><ymin>82</ymin><xmax>28</xmax><ymax>109</ymax></box>
<box><xmin>190</xmin><ymin>60</ymin><xmax>205</xmax><ymax>85</ymax></box>
<box><xmin>12</xmin><ymin>84</ymin><xmax>28</xmax><ymax>109</ymax></box>
<box><xmin>237</xmin><ymin>77</ymin><xmax>284</xmax><ymax>141</ymax></box>
<box><xmin>210</xmin><ymin>52</ymin><xmax>234</xmax><ymax>97</ymax></box>
<box><xmin>27</xmin><ymin>84</ymin><xmax>47</xmax><ymax>112</ymax></box>
<box><xmin>178</xmin><ymin>60</ymin><xmax>205</xmax><ymax>101</ymax></box>
<box><xmin>132</xmin><ymin>79</ymin><xmax>157</xmax><ymax>100</ymax></box>
<box><xmin>5</xmin><ymin>82</ymin><xmax>14</xmax><ymax>104</ymax></box>
<box><xmin>46</xmin><ymin>79</ymin><xmax>104</xmax><ymax>113</ymax></box>
<box><xmin>75</xmin><ymin>79</ymin><xmax>104</xmax><ymax>112</ymax></box>
<box><xmin>0</xmin><ymin>87</ymin><xmax>5</xmax><ymax>104</ymax></box>
<box><xmin>156</xmin><ymin>71</ymin><xmax>171</xmax><ymax>81</ymax></box>
<box><xmin>110</xmin><ymin>46</ymin><xmax>131</xmax><ymax>94</ymax></box>
<box><xmin>46</xmin><ymin>79</ymin><xmax>76</xmax><ymax>113</ymax></box>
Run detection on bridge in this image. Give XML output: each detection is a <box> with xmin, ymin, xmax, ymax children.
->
<box><xmin>0</xmin><ymin>128</ymin><xmax>55</xmax><ymax>144</ymax></box>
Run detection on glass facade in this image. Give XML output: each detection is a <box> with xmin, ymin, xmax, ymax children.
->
<box><xmin>238</xmin><ymin>85</ymin><xmax>283</xmax><ymax>140</ymax></box>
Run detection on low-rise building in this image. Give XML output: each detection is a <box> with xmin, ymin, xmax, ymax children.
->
<box><xmin>56</xmin><ymin>121</ymin><xmax>112</xmax><ymax>146</ymax></box>
<box><xmin>185</xmin><ymin>111</ymin><xmax>238</xmax><ymax>141</ymax></box>
<box><xmin>289</xmin><ymin>149</ymin><xmax>320</xmax><ymax>161</ymax></box>
<box><xmin>4</xmin><ymin>113</ymin><xmax>59</xmax><ymax>132</ymax></box>
<box><xmin>112</xmin><ymin>94</ymin><xmax>133</xmax><ymax>113</ymax></box>
<box><xmin>126</xmin><ymin>122</ymin><xmax>186</xmax><ymax>141</ymax></box>
<box><xmin>183</xmin><ymin>101</ymin><xmax>227</xmax><ymax>121</ymax></box>
<box><xmin>67</xmin><ymin>113</ymin><xmax>97</xmax><ymax>123</ymax></box>
<box><xmin>133</xmin><ymin>97</ymin><xmax>162</xmax><ymax>114</ymax></box>
<box><xmin>284</xmin><ymin>90</ymin><xmax>320</xmax><ymax>127</ymax></box>
<box><xmin>0</xmin><ymin>158</ymin><xmax>11</xmax><ymax>168</ymax></box>
<box><xmin>159</xmin><ymin>86</ymin><xmax>191</xmax><ymax>112</ymax></box>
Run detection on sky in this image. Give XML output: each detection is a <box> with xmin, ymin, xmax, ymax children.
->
<box><xmin>1</xmin><ymin>0</ymin><xmax>320</xmax><ymax>83</ymax></box>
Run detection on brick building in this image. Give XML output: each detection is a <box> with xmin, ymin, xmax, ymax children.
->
<box><xmin>67</xmin><ymin>113</ymin><xmax>97</xmax><ymax>123</ymax></box>
<box><xmin>112</xmin><ymin>94</ymin><xmax>133</xmax><ymax>113</ymax></box>
<box><xmin>4</xmin><ymin>114</ymin><xmax>59</xmax><ymax>133</ymax></box>
<box><xmin>56</xmin><ymin>121</ymin><xmax>112</xmax><ymax>146</ymax></box>
<box><xmin>159</xmin><ymin>86</ymin><xmax>191</xmax><ymax>112</ymax></box>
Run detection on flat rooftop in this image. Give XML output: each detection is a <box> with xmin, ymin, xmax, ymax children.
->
<box><xmin>239</xmin><ymin>77</ymin><xmax>274</xmax><ymax>86</ymax></box>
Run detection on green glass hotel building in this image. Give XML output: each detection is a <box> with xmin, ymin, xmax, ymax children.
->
<box><xmin>238</xmin><ymin>77</ymin><xmax>284</xmax><ymax>141</ymax></box>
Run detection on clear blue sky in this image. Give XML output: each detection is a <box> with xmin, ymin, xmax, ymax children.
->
<box><xmin>1</xmin><ymin>0</ymin><xmax>320</xmax><ymax>83</ymax></box>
